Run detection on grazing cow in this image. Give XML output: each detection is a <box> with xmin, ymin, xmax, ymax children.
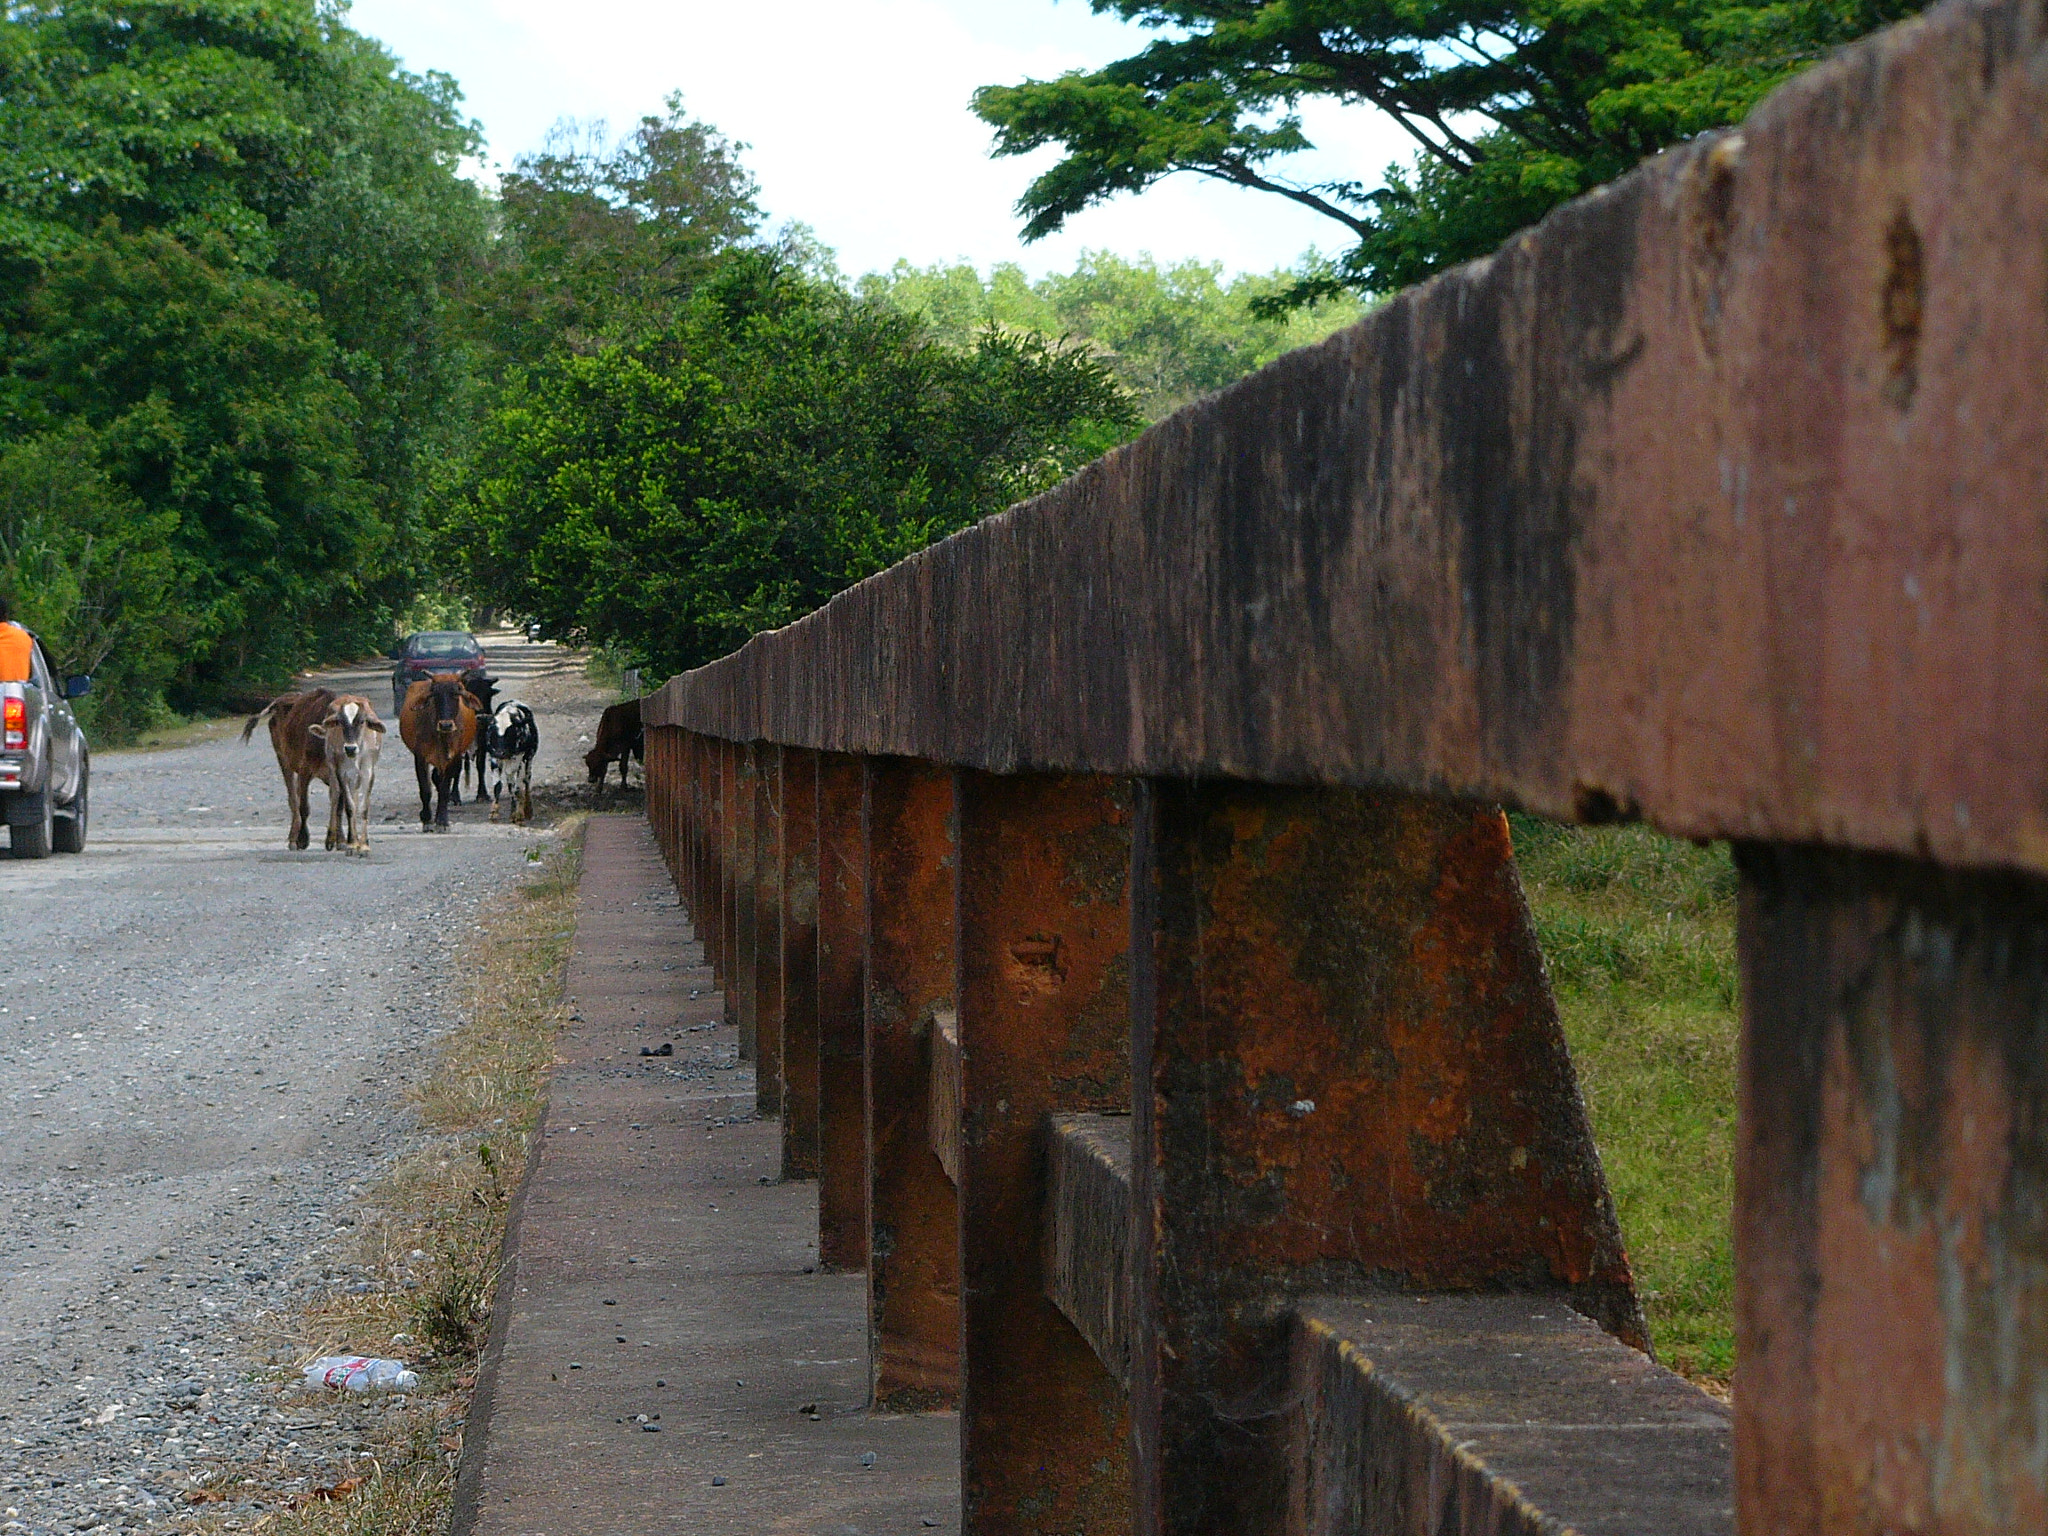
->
<box><xmin>399</xmin><ymin>674</ymin><xmax>478</xmax><ymax>831</ymax></box>
<box><xmin>457</xmin><ymin>668</ymin><xmax>498</xmax><ymax>804</ymax></box>
<box><xmin>485</xmin><ymin>700</ymin><xmax>539</xmax><ymax>824</ymax></box>
<box><xmin>584</xmin><ymin>698</ymin><xmax>643</xmax><ymax>803</ymax></box>
<box><xmin>242</xmin><ymin>689</ymin><xmax>336</xmax><ymax>851</ymax></box>
<box><xmin>311</xmin><ymin>696</ymin><xmax>385</xmax><ymax>855</ymax></box>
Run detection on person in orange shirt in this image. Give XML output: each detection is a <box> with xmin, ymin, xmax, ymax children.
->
<box><xmin>0</xmin><ymin>596</ymin><xmax>31</xmax><ymax>684</ymax></box>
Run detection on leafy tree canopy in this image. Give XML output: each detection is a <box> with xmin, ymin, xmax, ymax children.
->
<box><xmin>453</xmin><ymin>254</ymin><xmax>1138</xmax><ymax>674</ymax></box>
<box><xmin>860</xmin><ymin>249</ymin><xmax>1367</xmax><ymax>419</ymax></box>
<box><xmin>973</xmin><ymin>0</ymin><xmax>1927</xmax><ymax>296</ymax></box>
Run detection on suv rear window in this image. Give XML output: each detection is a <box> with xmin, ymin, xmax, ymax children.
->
<box><xmin>407</xmin><ymin>633</ymin><xmax>479</xmax><ymax>659</ymax></box>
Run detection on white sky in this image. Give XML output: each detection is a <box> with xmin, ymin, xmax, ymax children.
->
<box><xmin>342</xmin><ymin>0</ymin><xmax>1417</xmax><ymax>281</ymax></box>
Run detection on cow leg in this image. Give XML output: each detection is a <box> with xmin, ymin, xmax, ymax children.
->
<box><xmin>487</xmin><ymin>756</ymin><xmax>502</xmax><ymax>822</ymax></box>
<box><xmin>515</xmin><ymin>758</ymin><xmax>533</xmax><ymax>825</ymax></box>
<box><xmin>434</xmin><ymin>763</ymin><xmax>454</xmax><ymax>829</ymax></box>
<box><xmin>278</xmin><ymin>762</ymin><xmax>299</xmax><ymax>850</ymax></box>
<box><xmin>293</xmin><ymin>772</ymin><xmax>314</xmax><ymax>852</ymax></box>
<box><xmin>415</xmin><ymin>754</ymin><xmax>434</xmax><ymax>829</ymax></box>
<box><xmin>325</xmin><ymin>775</ymin><xmax>343</xmax><ymax>851</ymax></box>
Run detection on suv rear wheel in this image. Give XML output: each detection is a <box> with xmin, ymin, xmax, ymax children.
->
<box><xmin>53</xmin><ymin>761</ymin><xmax>88</xmax><ymax>854</ymax></box>
<box><xmin>7</xmin><ymin>788</ymin><xmax>53</xmax><ymax>859</ymax></box>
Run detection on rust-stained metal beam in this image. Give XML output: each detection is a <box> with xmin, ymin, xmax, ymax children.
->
<box><xmin>644</xmin><ymin>0</ymin><xmax>2048</xmax><ymax>880</ymax></box>
<box><xmin>817</xmin><ymin>751</ymin><xmax>868</xmax><ymax>1271</ymax></box>
<box><xmin>719</xmin><ymin>738</ymin><xmax>738</xmax><ymax>1026</ymax></box>
<box><xmin>928</xmin><ymin>1008</ymin><xmax>960</xmax><ymax>1188</ymax></box>
<box><xmin>781</xmin><ymin>746</ymin><xmax>822</xmax><ymax>1180</ymax></box>
<box><xmin>732</xmin><ymin>743</ymin><xmax>759</xmax><ymax>1061</ymax></box>
<box><xmin>1736</xmin><ymin>846</ymin><xmax>2048</xmax><ymax>1535</ymax></box>
<box><xmin>863</xmin><ymin>757</ymin><xmax>960</xmax><ymax>1408</ymax></box>
<box><xmin>1131</xmin><ymin>780</ymin><xmax>1639</xmax><ymax>1535</ymax></box>
<box><xmin>953</xmin><ymin>770</ymin><xmax>1134</xmax><ymax>1534</ymax></box>
<box><xmin>754</xmin><ymin>744</ymin><xmax>784</xmax><ymax>1115</ymax></box>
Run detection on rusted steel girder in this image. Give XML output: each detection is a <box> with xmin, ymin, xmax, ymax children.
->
<box><xmin>1130</xmin><ymin>780</ymin><xmax>1640</xmax><ymax>1536</ymax></box>
<box><xmin>1737</xmin><ymin>847</ymin><xmax>2048</xmax><ymax>1535</ymax></box>
<box><xmin>863</xmin><ymin>756</ymin><xmax>960</xmax><ymax>1409</ymax></box>
<box><xmin>644</xmin><ymin>0</ymin><xmax>2048</xmax><ymax>882</ymax></box>
<box><xmin>817</xmin><ymin>751</ymin><xmax>868</xmax><ymax>1271</ymax></box>
<box><xmin>754</xmin><ymin>745</ymin><xmax>785</xmax><ymax>1116</ymax></box>
<box><xmin>781</xmin><ymin>747</ymin><xmax>822</xmax><ymax>1180</ymax></box>
<box><xmin>732</xmin><ymin>743</ymin><xmax>759</xmax><ymax>1061</ymax></box>
<box><xmin>955</xmin><ymin>771</ymin><xmax>1132</xmax><ymax>1535</ymax></box>
<box><xmin>719</xmin><ymin>738</ymin><xmax>739</xmax><ymax>1024</ymax></box>
<box><xmin>690</xmin><ymin>733</ymin><xmax>716</xmax><ymax>965</ymax></box>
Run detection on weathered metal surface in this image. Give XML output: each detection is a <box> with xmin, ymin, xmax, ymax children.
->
<box><xmin>1046</xmin><ymin>1113</ymin><xmax>1133</xmax><ymax>1391</ymax></box>
<box><xmin>720</xmin><ymin>738</ymin><xmax>738</xmax><ymax>1028</ymax></box>
<box><xmin>692</xmin><ymin>733</ymin><xmax>719</xmax><ymax>974</ymax></box>
<box><xmin>1292</xmin><ymin>1295</ymin><xmax>1731</xmax><ymax>1536</ymax></box>
<box><xmin>755</xmin><ymin>745</ymin><xmax>785</xmax><ymax>1116</ymax></box>
<box><xmin>780</xmin><ymin>746</ymin><xmax>822</xmax><ymax>1180</ymax></box>
<box><xmin>1131</xmin><ymin>780</ymin><xmax>1640</xmax><ymax>1535</ymax></box>
<box><xmin>644</xmin><ymin>0</ymin><xmax>2048</xmax><ymax>878</ymax></box>
<box><xmin>955</xmin><ymin>772</ymin><xmax>1133</xmax><ymax>1534</ymax></box>
<box><xmin>733</xmin><ymin>743</ymin><xmax>759</xmax><ymax>1062</ymax></box>
<box><xmin>1737</xmin><ymin>846</ymin><xmax>2048</xmax><ymax>1535</ymax></box>
<box><xmin>928</xmin><ymin>1008</ymin><xmax>961</xmax><ymax>1187</ymax></box>
<box><xmin>863</xmin><ymin>757</ymin><xmax>960</xmax><ymax>1409</ymax></box>
<box><xmin>816</xmin><ymin>751</ymin><xmax>868</xmax><ymax>1272</ymax></box>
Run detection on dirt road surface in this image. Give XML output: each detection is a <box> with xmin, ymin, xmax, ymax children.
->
<box><xmin>0</xmin><ymin>643</ymin><xmax>630</xmax><ymax>1535</ymax></box>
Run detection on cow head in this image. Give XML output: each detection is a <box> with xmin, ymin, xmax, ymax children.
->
<box><xmin>427</xmin><ymin>674</ymin><xmax>468</xmax><ymax>740</ymax></box>
<box><xmin>313</xmin><ymin>698</ymin><xmax>385</xmax><ymax>761</ymax></box>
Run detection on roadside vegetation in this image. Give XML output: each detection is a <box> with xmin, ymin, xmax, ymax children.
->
<box><xmin>180</xmin><ymin>826</ymin><xmax>583</xmax><ymax>1533</ymax></box>
<box><xmin>1511</xmin><ymin>816</ymin><xmax>1739</xmax><ymax>1393</ymax></box>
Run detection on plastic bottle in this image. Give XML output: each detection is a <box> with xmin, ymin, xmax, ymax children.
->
<box><xmin>302</xmin><ymin>1356</ymin><xmax>419</xmax><ymax>1393</ymax></box>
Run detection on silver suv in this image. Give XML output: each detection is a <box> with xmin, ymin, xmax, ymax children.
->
<box><xmin>1</xmin><ymin>631</ymin><xmax>90</xmax><ymax>859</ymax></box>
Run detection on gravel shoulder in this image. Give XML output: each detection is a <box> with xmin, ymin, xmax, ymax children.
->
<box><xmin>0</xmin><ymin>644</ymin><xmax>628</xmax><ymax>1536</ymax></box>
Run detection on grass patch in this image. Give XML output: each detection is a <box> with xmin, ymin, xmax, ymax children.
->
<box><xmin>103</xmin><ymin>713</ymin><xmax>246</xmax><ymax>754</ymax></box>
<box><xmin>187</xmin><ymin>824</ymin><xmax>584</xmax><ymax>1534</ymax></box>
<box><xmin>1510</xmin><ymin>815</ymin><xmax>1738</xmax><ymax>1394</ymax></box>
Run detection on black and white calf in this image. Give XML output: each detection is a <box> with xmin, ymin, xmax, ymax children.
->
<box><xmin>485</xmin><ymin>701</ymin><xmax>538</xmax><ymax>825</ymax></box>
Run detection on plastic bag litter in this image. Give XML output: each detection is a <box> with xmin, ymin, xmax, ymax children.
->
<box><xmin>303</xmin><ymin>1356</ymin><xmax>419</xmax><ymax>1393</ymax></box>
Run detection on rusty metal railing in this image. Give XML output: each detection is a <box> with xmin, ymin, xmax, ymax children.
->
<box><xmin>640</xmin><ymin>1</ymin><xmax>2048</xmax><ymax>1529</ymax></box>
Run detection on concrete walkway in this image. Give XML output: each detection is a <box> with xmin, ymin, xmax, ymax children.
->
<box><xmin>453</xmin><ymin>816</ymin><xmax>959</xmax><ymax>1535</ymax></box>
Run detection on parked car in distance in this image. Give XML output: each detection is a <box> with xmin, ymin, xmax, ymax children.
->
<box><xmin>391</xmin><ymin>630</ymin><xmax>486</xmax><ymax>713</ymax></box>
<box><xmin>1</xmin><ymin>630</ymin><xmax>90</xmax><ymax>859</ymax></box>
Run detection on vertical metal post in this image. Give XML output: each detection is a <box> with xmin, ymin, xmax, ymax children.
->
<box><xmin>733</xmin><ymin>743</ymin><xmax>759</xmax><ymax>1061</ymax></box>
<box><xmin>720</xmin><ymin>738</ymin><xmax>739</xmax><ymax>1012</ymax></box>
<box><xmin>1735</xmin><ymin>845</ymin><xmax>2048</xmax><ymax>1536</ymax></box>
<box><xmin>818</xmin><ymin>752</ymin><xmax>869</xmax><ymax>1270</ymax></box>
<box><xmin>755</xmin><ymin>745</ymin><xmax>785</xmax><ymax>1115</ymax></box>
<box><xmin>1130</xmin><ymin>781</ymin><xmax>1642</xmax><ymax>1536</ymax></box>
<box><xmin>864</xmin><ymin>756</ymin><xmax>961</xmax><ymax>1409</ymax></box>
<box><xmin>782</xmin><ymin>747</ymin><xmax>822</xmax><ymax>1179</ymax></box>
<box><xmin>956</xmin><ymin>770</ymin><xmax>1132</xmax><ymax>1534</ymax></box>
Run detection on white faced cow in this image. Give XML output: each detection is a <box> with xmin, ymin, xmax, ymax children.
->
<box><xmin>485</xmin><ymin>700</ymin><xmax>538</xmax><ymax>825</ymax></box>
<box><xmin>312</xmin><ymin>696</ymin><xmax>385</xmax><ymax>856</ymax></box>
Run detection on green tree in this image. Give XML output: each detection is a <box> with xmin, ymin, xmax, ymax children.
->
<box><xmin>973</xmin><ymin>0</ymin><xmax>1927</xmax><ymax>297</ymax></box>
<box><xmin>480</xmin><ymin>93</ymin><xmax>761</xmax><ymax>369</ymax></box>
<box><xmin>21</xmin><ymin>226</ymin><xmax>374</xmax><ymax>696</ymax></box>
<box><xmin>860</xmin><ymin>249</ymin><xmax>1367</xmax><ymax>419</ymax></box>
<box><xmin>0</xmin><ymin>426</ymin><xmax>184</xmax><ymax>738</ymax></box>
<box><xmin>456</xmin><ymin>255</ymin><xmax>1138</xmax><ymax>674</ymax></box>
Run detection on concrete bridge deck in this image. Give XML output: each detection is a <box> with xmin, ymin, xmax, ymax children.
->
<box><xmin>451</xmin><ymin>816</ymin><xmax>959</xmax><ymax>1536</ymax></box>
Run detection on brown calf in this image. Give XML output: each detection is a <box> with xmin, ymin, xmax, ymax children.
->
<box><xmin>400</xmin><ymin>674</ymin><xmax>477</xmax><ymax>832</ymax></box>
<box><xmin>242</xmin><ymin>689</ymin><xmax>334</xmax><ymax>851</ymax></box>
<box><xmin>584</xmin><ymin>698</ymin><xmax>643</xmax><ymax>803</ymax></box>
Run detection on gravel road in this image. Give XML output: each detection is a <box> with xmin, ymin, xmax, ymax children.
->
<box><xmin>0</xmin><ymin>643</ymin><xmax>628</xmax><ymax>1535</ymax></box>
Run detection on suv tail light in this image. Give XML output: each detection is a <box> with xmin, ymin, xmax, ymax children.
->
<box><xmin>3</xmin><ymin>696</ymin><xmax>24</xmax><ymax>750</ymax></box>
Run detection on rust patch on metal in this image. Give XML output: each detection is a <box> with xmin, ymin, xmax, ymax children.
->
<box><xmin>780</xmin><ymin>747</ymin><xmax>822</xmax><ymax>1179</ymax></box>
<box><xmin>956</xmin><ymin>770</ymin><xmax>1132</xmax><ymax>1536</ymax></box>
<box><xmin>1132</xmin><ymin>780</ymin><xmax>1639</xmax><ymax>1535</ymax></box>
<box><xmin>817</xmin><ymin>751</ymin><xmax>868</xmax><ymax>1270</ymax></box>
<box><xmin>1737</xmin><ymin>845</ymin><xmax>2048</xmax><ymax>1536</ymax></box>
<box><xmin>863</xmin><ymin>757</ymin><xmax>960</xmax><ymax>1407</ymax></box>
<box><xmin>754</xmin><ymin>744</ymin><xmax>785</xmax><ymax>1116</ymax></box>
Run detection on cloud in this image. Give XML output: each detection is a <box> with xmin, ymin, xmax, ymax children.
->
<box><xmin>346</xmin><ymin>0</ymin><xmax>1415</xmax><ymax>279</ymax></box>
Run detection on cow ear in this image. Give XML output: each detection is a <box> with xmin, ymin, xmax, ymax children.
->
<box><xmin>366</xmin><ymin>719</ymin><xmax>387</xmax><ymax>734</ymax></box>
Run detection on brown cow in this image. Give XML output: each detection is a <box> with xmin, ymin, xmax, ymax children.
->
<box><xmin>584</xmin><ymin>698</ymin><xmax>643</xmax><ymax>805</ymax></box>
<box><xmin>400</xmin><ymin>674</ymin><xmax>477</xmax><ymax>832</ymax></box>
<box><xmin>242</xmin><ymin>689</ymin><xmax>334</xmax><ymax>851</ymax></box>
